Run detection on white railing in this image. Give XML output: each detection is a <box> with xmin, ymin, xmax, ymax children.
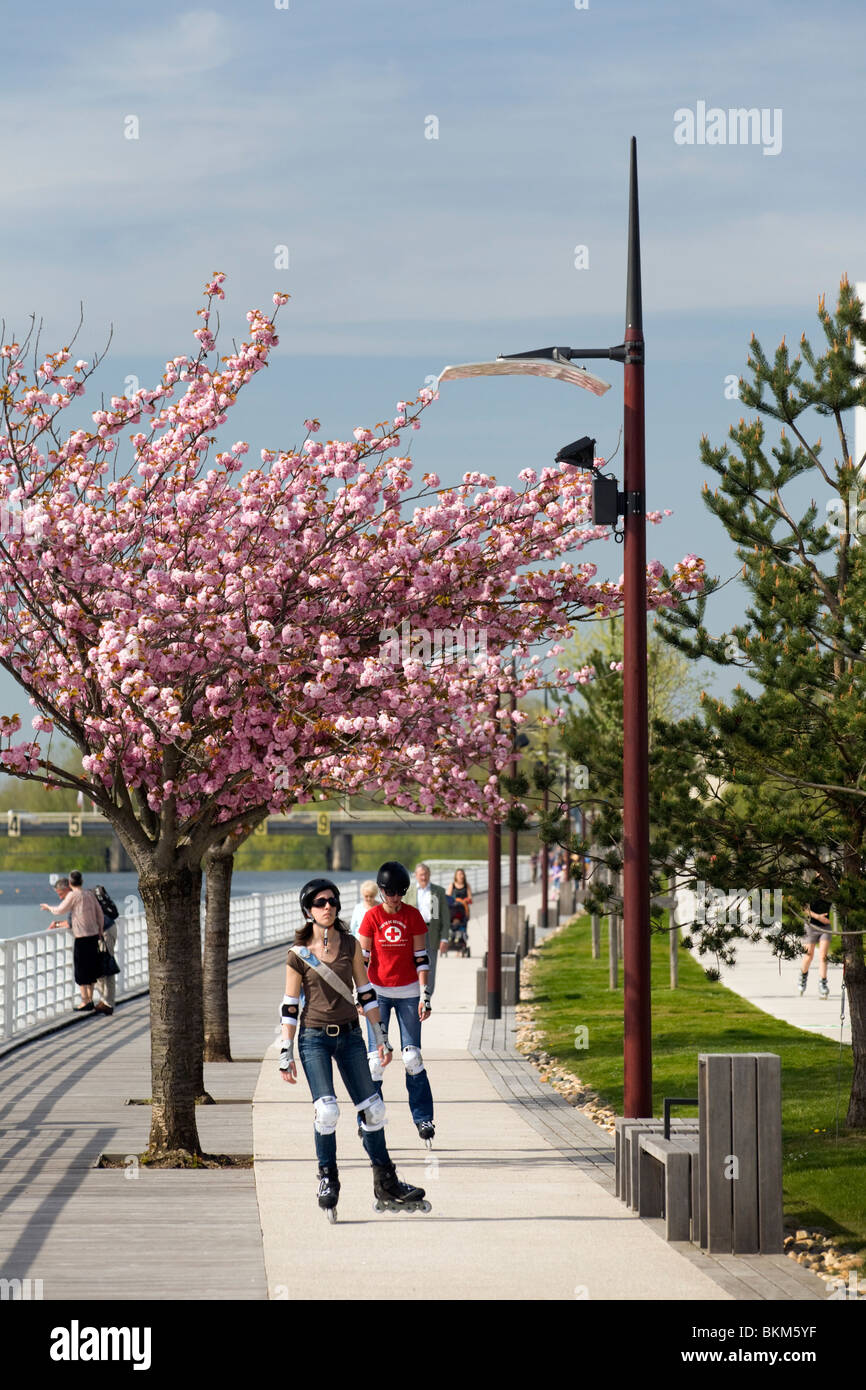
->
<box><xmin>0</xmin><ymin>857</ymin><xmax>532</xmax><ymax>1051</ymax></box>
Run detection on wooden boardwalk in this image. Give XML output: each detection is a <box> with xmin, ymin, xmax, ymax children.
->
<box><xmin>0</xmin><ymin>946</ymin><xmax>286</xmax><ymax>1301</ymax></box>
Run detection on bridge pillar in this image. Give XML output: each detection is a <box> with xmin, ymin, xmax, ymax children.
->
<box><xmin>108</xmin><ymin>834</ymin><xmax>134</xmax><ymax>873</ymax></box>
<box><xmin>331</xmin><ymin>832</ymin><xmax>354</xmax><ymax>871</ymax></box>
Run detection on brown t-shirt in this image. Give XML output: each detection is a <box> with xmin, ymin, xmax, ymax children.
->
<box><xmin>288</xmin><ymin>932</ymin><xmax>358</xmax><ymax>1028</ymax></box>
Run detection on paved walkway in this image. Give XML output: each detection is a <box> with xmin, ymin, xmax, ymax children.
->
<box><xmin>695</xmin><ymin>934</ymin><xmax>850</xmax><ymax>1045</ymax></box>
<box><xmin>254</xmin><ymin>895</ymin><xmax>825</xmax><ymax>1301</ymax></box>
<box><xmin>0</xmin><ymin>889</ymin><xmax>830</xmax><ymax>1301</ymax></box>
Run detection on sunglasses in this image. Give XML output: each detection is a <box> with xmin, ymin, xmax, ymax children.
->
<box><xmin>311</xmin><ymin>896</ymin><xmax>339</xmax><ymax>909</ymax></box>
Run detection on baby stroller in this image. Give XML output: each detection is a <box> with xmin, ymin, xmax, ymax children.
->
<box><xmin>441</xmin><ymin>896</ymin><xmax>470</xmax><ymax>958</ymax></box>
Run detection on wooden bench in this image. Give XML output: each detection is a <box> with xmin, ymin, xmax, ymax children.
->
<box><xmin>615</xmin><ymin>1117</ymin><xmax>699</xmax><ymax>1208</ymax></box>
<box><xmin>638</xmin><ymin>1133</ymin><xmax>700</xmax><ymax>1241</ymax></box>
<box><xmin>615</xmin><ymin>1056</ymin><xmax>784</xmax><ymax>1255</ymax></box>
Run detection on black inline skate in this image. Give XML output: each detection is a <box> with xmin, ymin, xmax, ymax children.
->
<box><xmin>372</xmin><ymin>1162</ymin><xmax>431</xmax><ymax>1214</ymax></box>
<box><xmin>317</xmin><ymin>1164</ymin><xmax>340</xmax><ymax>1223</ymax></box>
<box><xmin>416</xmin><ymin>1119</ymin><xmax>435</xmax><ymax>1149</ymax></box>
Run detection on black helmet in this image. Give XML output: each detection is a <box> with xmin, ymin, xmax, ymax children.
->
<box><xmin>376</xmin><ymin>861</ymin><xmax>410</xmax><ymax>896</ymax></box>
<box><xmin>299</xmin><ymin>878</ymin><xmax>341</xmax><ymax>919</ymax></box>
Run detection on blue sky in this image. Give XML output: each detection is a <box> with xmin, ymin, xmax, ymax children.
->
<box><xmin>1</xmin><ymin>0</ymin><xmax>864</xmax><ymax>722</ymax></box>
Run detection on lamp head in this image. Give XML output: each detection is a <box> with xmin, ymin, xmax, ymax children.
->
<box><xmin>555</xmin><ymin>436</ymin><xmax>596</xmax><ymax>471</ymax></box>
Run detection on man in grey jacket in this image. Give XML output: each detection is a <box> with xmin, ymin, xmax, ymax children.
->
<box><xmin>404</xmin><ymin>864</ymin><xmax>450</xmax><ymax>995</ymax></box>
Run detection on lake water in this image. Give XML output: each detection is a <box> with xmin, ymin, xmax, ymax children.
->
<box><xmin>0</xmin><ymin>870</ymin><xmax>368</xmax><ymax>942</ymax></box>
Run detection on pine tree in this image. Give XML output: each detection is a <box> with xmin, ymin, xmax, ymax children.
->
<box><xmin>554</xmin><ymin>623</ymin><xmax>704</xmax><ymax>917</ymax></box>
<box><xmin>654</xmin><ymin>276</ymin><xmax>866</xmax><ymax>1127</ymax></box>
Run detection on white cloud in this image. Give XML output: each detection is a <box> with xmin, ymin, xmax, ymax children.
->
<box><xmin>80</xmin><ymin>9</ymin><xmax>234</xmax><ymax>87</ymax></box>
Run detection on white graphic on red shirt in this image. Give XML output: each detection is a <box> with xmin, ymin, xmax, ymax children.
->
<box><xmin>382</xmin><ymin>922</ymin><xmax>404</xmax><ymax>944</ymax></box>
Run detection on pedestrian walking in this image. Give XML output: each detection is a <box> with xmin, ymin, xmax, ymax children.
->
<box><xmin>404</xmin><ymin>862</ymin><xmax>450</xmax><ymax>993</ymax></box>
<box><xmin>447</xmin><ymin>866</ymin><xmax>473</xmax><ymax>921</ymax></box>
<box><xmin>92</xmin><ymin>884</ymin><xmax>121</xmax><ymax>1015</ymax></box>
<box><xmin>551</xmin><ymin>852</ymin><xmax>564</xmax><ymax>894</ymax></box>
<box><xmin>40</xmin><ymin>871</ymin><xmax>105</xmax><ymax>1012</ymax></box>
<box><xmin>279</xmin><ymin>877</ymin><xmax>429</xmax><ymax>1221</ymax></box>
<box><xmin>358</xmin><ymin>861</ymin><xmax>436</xmax><ymax>1148</ymax></box>
<box><xmin>349</xmin><ymin>880</ymin><xmax>379</xmax><ymax>937</ymax></box>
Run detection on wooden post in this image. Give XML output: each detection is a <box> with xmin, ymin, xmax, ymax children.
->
<box><xmin>590</xmin><ymin>821</ymin><xmax>600</xmax><ymax>958</ymax></box>
<box><xmin>609</xmin><ymin>911</ymin><xmax>618</xmax><ymax>990</ymax></box>
<box><xmin>670</xmin><ymin>870</ymin><xmax>679</xmax><ymax>990</ymax></box>
<box><xmin>698</xmin><ymin>1054</ymin><xmax>733</xmax><ymax>1253</ymax></box>
<box><xmin>731</xmin><ymin>1054</ymin><xmax>759</xmax><ymax>1254</ymax></box>
<box><xmin>697</xmin><ymin>1051</ymin><xmax>783</xmax><ymax>1255</ymax></box>
<box><xmin>591</xmin><ymin>915</ymin><xmax>601</xmax><ymax>959</ymax></box>
<box><xmin>755</xmin><ymin>1053</ymin><xmax>784</xmax><ymax>1253</ymax></box>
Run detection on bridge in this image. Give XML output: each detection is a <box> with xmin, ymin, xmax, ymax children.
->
<box><xmin>1</xmin><ymin>808</ymin><xmax>492</xmax><ymax>871</ymax></box>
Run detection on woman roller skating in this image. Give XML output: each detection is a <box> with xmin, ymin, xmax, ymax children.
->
<box><xmin>279</xmin><ymin>877</ymin><xmax>430</xmax><ymax>1220</ymax></box>
<box><xmin>358</xmin><ymin>861</ymin><xmax>436</xmax><ymax>1149</ymax></box>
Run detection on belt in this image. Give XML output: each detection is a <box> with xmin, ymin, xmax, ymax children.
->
<box><xmin>306</xmin><ymin>1020</ymin><xmax>359</xmax><ymax>1037</ymax></box>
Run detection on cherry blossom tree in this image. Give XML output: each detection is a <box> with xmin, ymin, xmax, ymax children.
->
<box><xmin>0</xmin><ymin>277</ymin><xmax>704</xmax><ymax>1158</ymax></box>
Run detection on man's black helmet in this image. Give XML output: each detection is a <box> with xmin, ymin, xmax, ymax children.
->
<box><xmin>376</xmin><ymin>861</ymin><xmax>410</xmax><ymax>896</ymax></box>
<box><xmin>299</xmin><ymin>878</ymin><xmax>341</xmax><ymax>918</ymax></box>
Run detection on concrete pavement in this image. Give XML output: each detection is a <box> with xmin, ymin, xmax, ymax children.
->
<box><xmin>253</xmin><ymin>892</ymin><xmax>824</xmax><ymax>1300</ymax></box>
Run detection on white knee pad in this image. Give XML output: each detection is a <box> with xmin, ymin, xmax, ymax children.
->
<box><xmin>402</xmin><ymin>1045</ymin><xmax>425</xmax><ymax>1076</ymax></box>
<box><xmin>356</xmin><ymin>1093</ymin><xmax>387</xmax><ymax>1132</ymax></box>
<box><xmin>367</xmin><ymin>1048</ymin><xmax>384</xmax><ymax>1083</ymax></box>
<box><xmin>313</xmin><ymin>1095</ymin><xmax>340</xmax><ymax>1135</ymax></box>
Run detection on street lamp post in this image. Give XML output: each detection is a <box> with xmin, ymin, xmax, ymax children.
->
<box><xmin>541</xmin><ymin>687</ymin><xmax>549</xmax><ymax>930</ymax></box>
<box><xmin>437</xmin><ymin>138</ymin><xmax>652</xmax><ymax>1116</ymax></box>
<box><xmin>487</xmin><ymin>696</ymin><xmax>502</xmax><ymax>1020</ymax></box>
<box><xmin>509</xmin><ymin>669</ymin><xmax>518</xmax><ymax>907</ymax></box>
<box><xmin>620</xmin><ymin>147</ymin><xmax>652</xmax><ymax>1118</ymax></box>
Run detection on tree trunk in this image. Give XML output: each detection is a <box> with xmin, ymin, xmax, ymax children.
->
<box><xmin>203</xmin><ymin>847</ymin><xmax>234</xmax><ymax>1063</ymax></box>
<box><xmin>139</xmin><ymin>864</ymin><xmax>206</xmax><ymax>1158</ymax></box>
<box><xmin>844</xmin><ymin>933</ymin><xmax>866</xmax><ymax>1129</ymax></box>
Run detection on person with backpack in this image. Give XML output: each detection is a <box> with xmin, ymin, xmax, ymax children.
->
<box><xmin>91</xmin><ymin>882</ymin><xmax>121</xmax><ymax>1015</ymax></box>
<box><xmin>40</xmin><ymin>870</ymin><xmax>105</xmax><ymax>1012</ymax></box>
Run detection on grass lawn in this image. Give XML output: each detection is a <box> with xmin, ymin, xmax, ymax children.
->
<box><xmin>530</xmin><ymin>914</ymin><xmax>866</xmax><ymax>1253</ymax></box>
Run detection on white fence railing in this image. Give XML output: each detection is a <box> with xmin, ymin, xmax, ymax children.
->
<box><xmin>0</xmin><ymin>857</ymin><xmax>531</xmax><ymax>1051</ymax></box>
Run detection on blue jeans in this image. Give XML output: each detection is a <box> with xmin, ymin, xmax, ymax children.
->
<box><xmin>366</xmin><ymin>994</ymin><xmax>434</xmax><ymax>1125</ymax></box>
<box><xmin>297</xmin><ymin>1023</ymin><xmax>390</xmax><ymax>1168</ymax></box>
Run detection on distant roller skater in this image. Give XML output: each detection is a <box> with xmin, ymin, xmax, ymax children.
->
<box><xmin>279</xmin><ymin>878</ymin><xmax>429</xmax><ymax>1220</ymax></box>
<box><xmin>798</xmin><ymin>887</ymin><xmax>832</xmax><ymax>1000</ymax></box>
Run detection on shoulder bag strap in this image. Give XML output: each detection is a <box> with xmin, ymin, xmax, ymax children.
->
<box><xmin>288</xmin><ymin>944</ymin><xmax>357</xmax><ymax>1008</ymax></box>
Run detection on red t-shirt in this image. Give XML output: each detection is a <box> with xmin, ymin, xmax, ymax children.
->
<box><xmin>360</xmin><ymin>903</ymin><xmax>427</xmax><ymax>991</ymax></box>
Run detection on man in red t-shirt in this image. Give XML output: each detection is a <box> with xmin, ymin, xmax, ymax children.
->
<box><xmin>358</xmin><ymin>861</ymin><xmax>435</xmax><ymax>1144</ymax></box>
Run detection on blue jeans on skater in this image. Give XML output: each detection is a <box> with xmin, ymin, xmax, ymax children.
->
<box><xmin>366</xmin><ymin>993</ymin><xmax>434</xmax><ymax>1125</ymax></box>
<box><xmin>297</xmin><ymin>1023</ymin><xmax>390</xmax><ymax>1168</ymax></box>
